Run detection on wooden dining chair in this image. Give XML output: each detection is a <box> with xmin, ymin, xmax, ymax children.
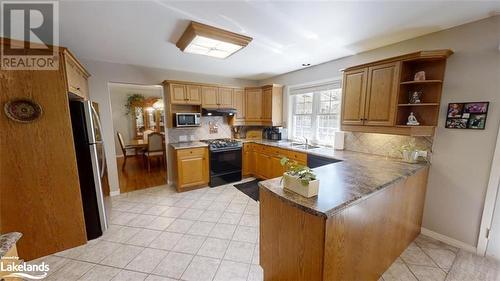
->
<box><xmin>144</xmin><ymin>132</ymin><xmax>165</xmax><ymax>172</ymax></box>
<box><xmin>117</xmin><ymin>132</ymin><xmax>135</xmax><ymax>171</ymax></box>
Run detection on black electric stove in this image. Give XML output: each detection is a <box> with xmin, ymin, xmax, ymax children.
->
<box><xmin>201</xmin><ymin>139</ymin><xmax>242</xmax><ymax>187</ymax></box>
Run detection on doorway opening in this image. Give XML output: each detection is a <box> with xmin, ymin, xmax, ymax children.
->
<box><xmin>478</xmin><ymin>123</ymin><xmax>500</xmax><ymax>260</ymax></box>
<box><xmin>109</xmin><ymin>83</ymin><xmax>167</xmax><ymax>193</ymax></box>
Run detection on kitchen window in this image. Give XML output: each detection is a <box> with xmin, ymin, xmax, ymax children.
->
<box><xmin>290</xmin><ymin>81</ymin><xmax>342</xmax><ymax>145</ymax></box>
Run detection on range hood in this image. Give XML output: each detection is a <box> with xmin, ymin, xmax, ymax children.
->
<box><xmin>202</xmin><ymin>108</ymin><xmax>237</xmax><ymax>116</ymax></box>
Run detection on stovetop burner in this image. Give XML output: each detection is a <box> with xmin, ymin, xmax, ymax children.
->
<box><xmin>201</xmin><ymin>138</ymin><xmax>242</xmax><ymax>150</ymax></box>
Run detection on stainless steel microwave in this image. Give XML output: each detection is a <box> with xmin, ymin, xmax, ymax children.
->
<box><xmin>175</xmin><ymin>113</ymin><xmax>201</xmax><ymax>127</ymax></box>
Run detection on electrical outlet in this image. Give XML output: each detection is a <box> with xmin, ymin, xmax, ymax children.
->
<box><xmin>179</xmin><ymin>135</ymin><xmax>187</xmax><ymax>142</ymax></box>
<box><xmin>417</xmin><ymin>150</ymin><xmax>428</xmax><ymax>158</ymax></box>
<box><xmin>189</xmin><ymin>135</ymin><xmax>196</xmax><ymax>141</ymax></box>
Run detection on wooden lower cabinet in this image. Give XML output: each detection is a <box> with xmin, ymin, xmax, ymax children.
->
<box><xmin>171</xmin><ymin>147</ymin><xmax>209</xmax><ymax>192</ymax></box>
<box><xmin>255</xmin><ymin>152</ymin><xmax>271</xmax><ymax>179</ymax></box>
<box><xmin>260</xmin><ymin>167</ymin><xmax>429</xmax><ymax>281</ymax></box>
<box><xmin>242</xmin><ymin>143</ymin><xmax>254</xmax><ymax>176</ymax></box>
<box><xmin>243</xmin><ymin>143</ymin><xmax>306</xmax><ymax>180</ymax></box>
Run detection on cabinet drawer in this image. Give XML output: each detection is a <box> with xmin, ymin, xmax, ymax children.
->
<box><xmin>282</xmin><ymin>149</ymin><xmax>307</xmax><ymax>163</ymax></box>
<box><xmin>253</xmin><ymin>144</ymin><xmax>264</xmax><ymax>153</ymax></box>
<box><xmin>177</xmin><ymin>147</ymin><xmax>206</xmax><ymax>158</ymax></box>
<box><xmin>243</xmin><ymin>143</ymin><xmax>253</xmax><ymax>151</ymax></box>
<box><xmin>266</xmin><ymin>147</ymin><xmax>281</xmax><ymax>156</ymax></box>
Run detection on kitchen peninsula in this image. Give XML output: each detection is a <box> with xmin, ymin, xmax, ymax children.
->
<box><xmin>258</xmin><ymin>149</ymin><xmax>429</xmax><ymax>281</ymax></box>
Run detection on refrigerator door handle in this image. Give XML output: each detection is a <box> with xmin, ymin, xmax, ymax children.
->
<box><xmin>89</xmin><ymin>143</ymin><xmax>108</xmax><ymax>232</ymax></box>
<box><xmin>99</xmin><ymin>143</ymin><xmax>106</xmax><ymax>179</ymax></box>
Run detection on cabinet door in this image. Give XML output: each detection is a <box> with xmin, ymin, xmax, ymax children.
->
<box><xmin>262</xmin><ymin>87</ymin><xmax>272</xmax><ymax>121</ymax></box>
<box><xmin>242</xmin><ymin>144</ymin><xmax>253</xmax><ymax>176</ymax></box>
<box><xmin>233</xmin><ymin>88</ymin><xmax>246</xmax><ymax>121</ymax></box>
<box><xmin>65</xmin><ymin>54</ymin><xmax>89</xmax><ymax>99</ymax></box>
<box><xmin>271</xmin><ymin>156</ymin><xmax>285</xmax><ymax>178</ymax></box>
<box><xmin>171</xmin><ymin>84</ymin><xmax>187</xmax><ymax>104</ymax></box>
<box><xmin>186</xmin><ymin>85</ymin><xmax>202</xmax><ymax>105</ymax></box>
<box><xmin>202</xmin><ymin>86</ymin><xmax>218</xmax><ymax>108</ymax></box>
<box><xmin>255</xmin><ymin>152</ymin><xmax>270</xmax><ymax>179</ymax></box>
<box><xmin>218</xmin><ymin>87</ymin><xmax>233</xmax><ymax>107</ymax></box>
<box><xmin>177</xmin><ymin>150</ymin><xmax>208</xmax><ymax>189</ymax></box>
<box><xmin>364</xmin><ymin>62</ymin><xmax>400</xmax><ymax>126</ymax></box>
<box><xmin>245</xmin><ymin>88</ymin><xmax>263</xmax><ymax>121</ymax></box>
<box><xmin>341</xmin><ymin>69</ymin><xmax>368</xmax><ymax>125</ymax></box>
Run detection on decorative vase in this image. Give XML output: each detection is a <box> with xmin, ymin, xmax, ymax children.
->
<box><xmin>402</xmin><ymin>150</ymin><xmax>419</xmax><ymax>163</ymax></box>
<box><xmin>282</xmin><ymin>173</ymin><xmax>319</xmax><ymax>198</ymax></box>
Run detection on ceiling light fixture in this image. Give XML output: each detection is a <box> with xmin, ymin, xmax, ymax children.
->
<box><xmin>176</xmin><ymin>21</ymin><xmax>253</xmax><ymax>59</ymax></box>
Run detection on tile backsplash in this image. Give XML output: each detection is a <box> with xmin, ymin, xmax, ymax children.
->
<box><xmin>167</xmin><ymin>116</ymin><xmax>232</xmax><ymax>143</ymax></box>
<box><xmin>344</xmin><ymin>132</ymin><xmax>433</xmax><ymax>159</ymax></box>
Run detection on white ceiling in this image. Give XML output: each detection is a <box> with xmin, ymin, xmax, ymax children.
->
<box><xmin>56</xmin><ymin>1</ymin><xmax>499</xmax><ymax>80</ymax></box>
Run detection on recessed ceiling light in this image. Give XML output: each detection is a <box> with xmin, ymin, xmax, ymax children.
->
<box><xmin>176</xmin><ymin>21</ymin><xmax>253</xmax><ymax>59</ymax></box>
<box><xmin>302</xmin><ymin>63</ymin><xmax>311</xmax><ymax>67</ymax></box>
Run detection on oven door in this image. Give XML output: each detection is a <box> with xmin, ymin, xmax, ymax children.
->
<box><xmin>209</xmin><ymin>148</ymin><xmax>242</xmax><ymax>176</ymax></box>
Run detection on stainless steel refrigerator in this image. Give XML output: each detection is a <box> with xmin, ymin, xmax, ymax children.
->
<box><xmin>69</xmin><ymin>100</ymin><xmax>110</xmax><ymax>240</ymax></box>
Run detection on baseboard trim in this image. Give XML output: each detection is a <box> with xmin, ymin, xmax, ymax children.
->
<box><xmin>421</xmin><ymin>227</ymin><xmax>476</xmax><ymax>253</ymax></box>
<box><xmin>110</xmin><ymin>190</ymin><xmax>121</xmax><ymax>196</ymax></box>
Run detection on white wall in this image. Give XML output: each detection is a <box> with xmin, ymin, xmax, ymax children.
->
<box><xmin>109</xmin><ymin>84</ymin><xmax>163</xmax><ymax>156</ymax></box>
<box><xmin>82</xmin><ymin>59</ymin><xmax>257</xmax><ymax>193</ymax></box>
<box><xmin>260</xmin><ymin>16</ymin><xmax>500</xmax><ymax>247</ymax></box>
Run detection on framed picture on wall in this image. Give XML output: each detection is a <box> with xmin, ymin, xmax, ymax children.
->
<box><xmin>445</xmin><ymin>102</ymin><xmax>489</xmax><ymax>130</ymax></box>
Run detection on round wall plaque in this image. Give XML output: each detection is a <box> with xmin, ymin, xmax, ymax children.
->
<box><xmin>4</xmin><ymin>99</ymin><xmax>43</xmax><ymax>123</ymax></box>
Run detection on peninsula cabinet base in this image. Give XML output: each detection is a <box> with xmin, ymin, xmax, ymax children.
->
<box><xmin>260</xmin><ymin>167</ymin><xmax>429</xmax><ymax>281</ymax></box>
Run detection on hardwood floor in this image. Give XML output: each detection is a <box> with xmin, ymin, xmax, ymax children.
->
<box><xmin>116</xmin><ymin>156</ymin><xmax>167</xmax><ymax>193</ymax></box>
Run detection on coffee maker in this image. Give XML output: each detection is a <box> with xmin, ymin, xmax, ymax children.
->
<box><xmin>263</xmin><ymin>127</ymin><xmax>282</xmax><ymax>141</ymax></box>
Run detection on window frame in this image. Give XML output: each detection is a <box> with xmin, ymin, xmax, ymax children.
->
<box><xmin>289</xmin><ymin>80</ymin><xmax>342</xmax><ymax>146</ymax></box>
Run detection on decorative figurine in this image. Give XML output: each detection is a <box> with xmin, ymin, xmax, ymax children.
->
<box><xmin>407</xmin><ymin>112</ymin><xmax>420</xmax><ymax>126</ymax></box>
<box><xmin>414</xmin><ymin>71</ymin><xmax>426</xmax><ymax>81</ymax></box>
<box><xmin>409</xmin><ymin>91</ymin><xmax>422</xmax><ymax>104</ymax></box>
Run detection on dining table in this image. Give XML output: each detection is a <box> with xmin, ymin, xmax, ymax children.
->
<box><xmin>126</xmin><ymin>137</ymin><xmax>166</xmax><ymax>151</ymax></box>
<box><xmin>126</xmin><ymin>139</ymin><xmax>148</xmax><ymax>149</ymax></box>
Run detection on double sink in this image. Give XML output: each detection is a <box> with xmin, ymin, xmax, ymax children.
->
<box><xmin>288</xmin><ymin>143</ymin><xmax>320</xmax><ymax>150</ymax></box>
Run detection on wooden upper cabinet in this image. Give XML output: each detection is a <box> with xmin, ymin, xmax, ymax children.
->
<box><xmin>340</xmin><ymin>50</ymin><xmax>452</xmax><ymax>136</ymax></box>
<box><xmin>364</xmin><ymin>62</ymin><xmax>400</xmax><ymax>126</ymax></box>
<box><xmin>233</xmin><ymin>88</ymin><xmax>246</xmax><ymax>120</ymax></box>
<box><xmin>218</xmin><ymin>87</ymin><xmax>233</xmax><ymax>107</ymax></box>
<box><xmin>245</xmin><ymin>88</ymin><xmax>263</xmax><ymax>121</ymax></box>
<box><xmin>63</xmin><ymin>50</ymin><xmax>90</xmax><ymax>100</ymax></box>
<box><xmin>341</xmin><ymin>68</ymin><xmax>368</xmax><ymax>125</ymax></box>
<box><xmin>202</xmin><ymin>86</ymin><xmax>218</xmax><ymax>108</ymax></box>
<box><xmin>170</xmin><ymin>84</ymin><xmax>187</xmax><ymax>104</ymax></box>
<box><xmin>262</xmin><ymin>87</ymin><xmax>272</xmax><ymax>121</ymax></box>
<box><xmin>186</xmin><ymin>85</ymin><xmax>202</xmax><ymax>105</ymax></box>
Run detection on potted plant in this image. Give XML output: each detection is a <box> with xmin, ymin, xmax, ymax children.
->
<box><xmin>124</xmin><ymin>93</ymin><xmax>145</xmax><ymax>115</ymax></box>
<box><xmin>280</xmin><ymin>157</ymin><xmax>319</xmax><ymax>198</ymax></box>
<box><xmin>399</xmin><ymin>140</ymin><xmax>425</xmax><ymax>163</ymax></box>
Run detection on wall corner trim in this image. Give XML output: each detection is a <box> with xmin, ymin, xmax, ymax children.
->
<box><xmin>110</xmin><ymin>190</ymin><xmax>121</xmax><ymax>197</ymax></box>
<box><xmin>421</xmin><ymin>227</ymin><xmax>477</xmax><ymax>254</ymax></box>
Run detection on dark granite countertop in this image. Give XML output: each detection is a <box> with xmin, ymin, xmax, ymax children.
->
<box><xmin>0</xmin><ymin>232</ymin><xmax>22</xmax><ymax>258</ymax></box>
<box><xmin>254</xmin><ymin>140</ymin><xmax>428</xmax><ymax>218</ymax></box>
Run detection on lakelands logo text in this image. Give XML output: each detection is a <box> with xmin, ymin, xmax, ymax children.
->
<box><xmin>1</xmin><ymin>259</ymin><xmax>50</xmax><ymax>280</ymax></box>
<box><xmin>1</xmin><ymin>0</ymin><xmax>59</xmax><ymax>70</ymax></box>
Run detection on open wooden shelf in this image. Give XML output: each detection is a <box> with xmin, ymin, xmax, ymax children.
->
<box><xmin>396</xmin><ymin>56</ymin><xmax>447</xmax><ymax>129</ymax></box>
<box><xmin>398</xmin><ymin>103</ymin><xmax>439</xmax><ymax>107</ymax></box>
<box><xmin>400</xmin><ymin>80</ymin><xmax>442</xmax><ymax>85</ymax></box>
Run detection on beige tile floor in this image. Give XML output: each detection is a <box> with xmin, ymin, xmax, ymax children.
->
<box><xmin>29</xmin><ymin>179</ymin><xmax>499</xmax><ymax>281</ymax></box>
